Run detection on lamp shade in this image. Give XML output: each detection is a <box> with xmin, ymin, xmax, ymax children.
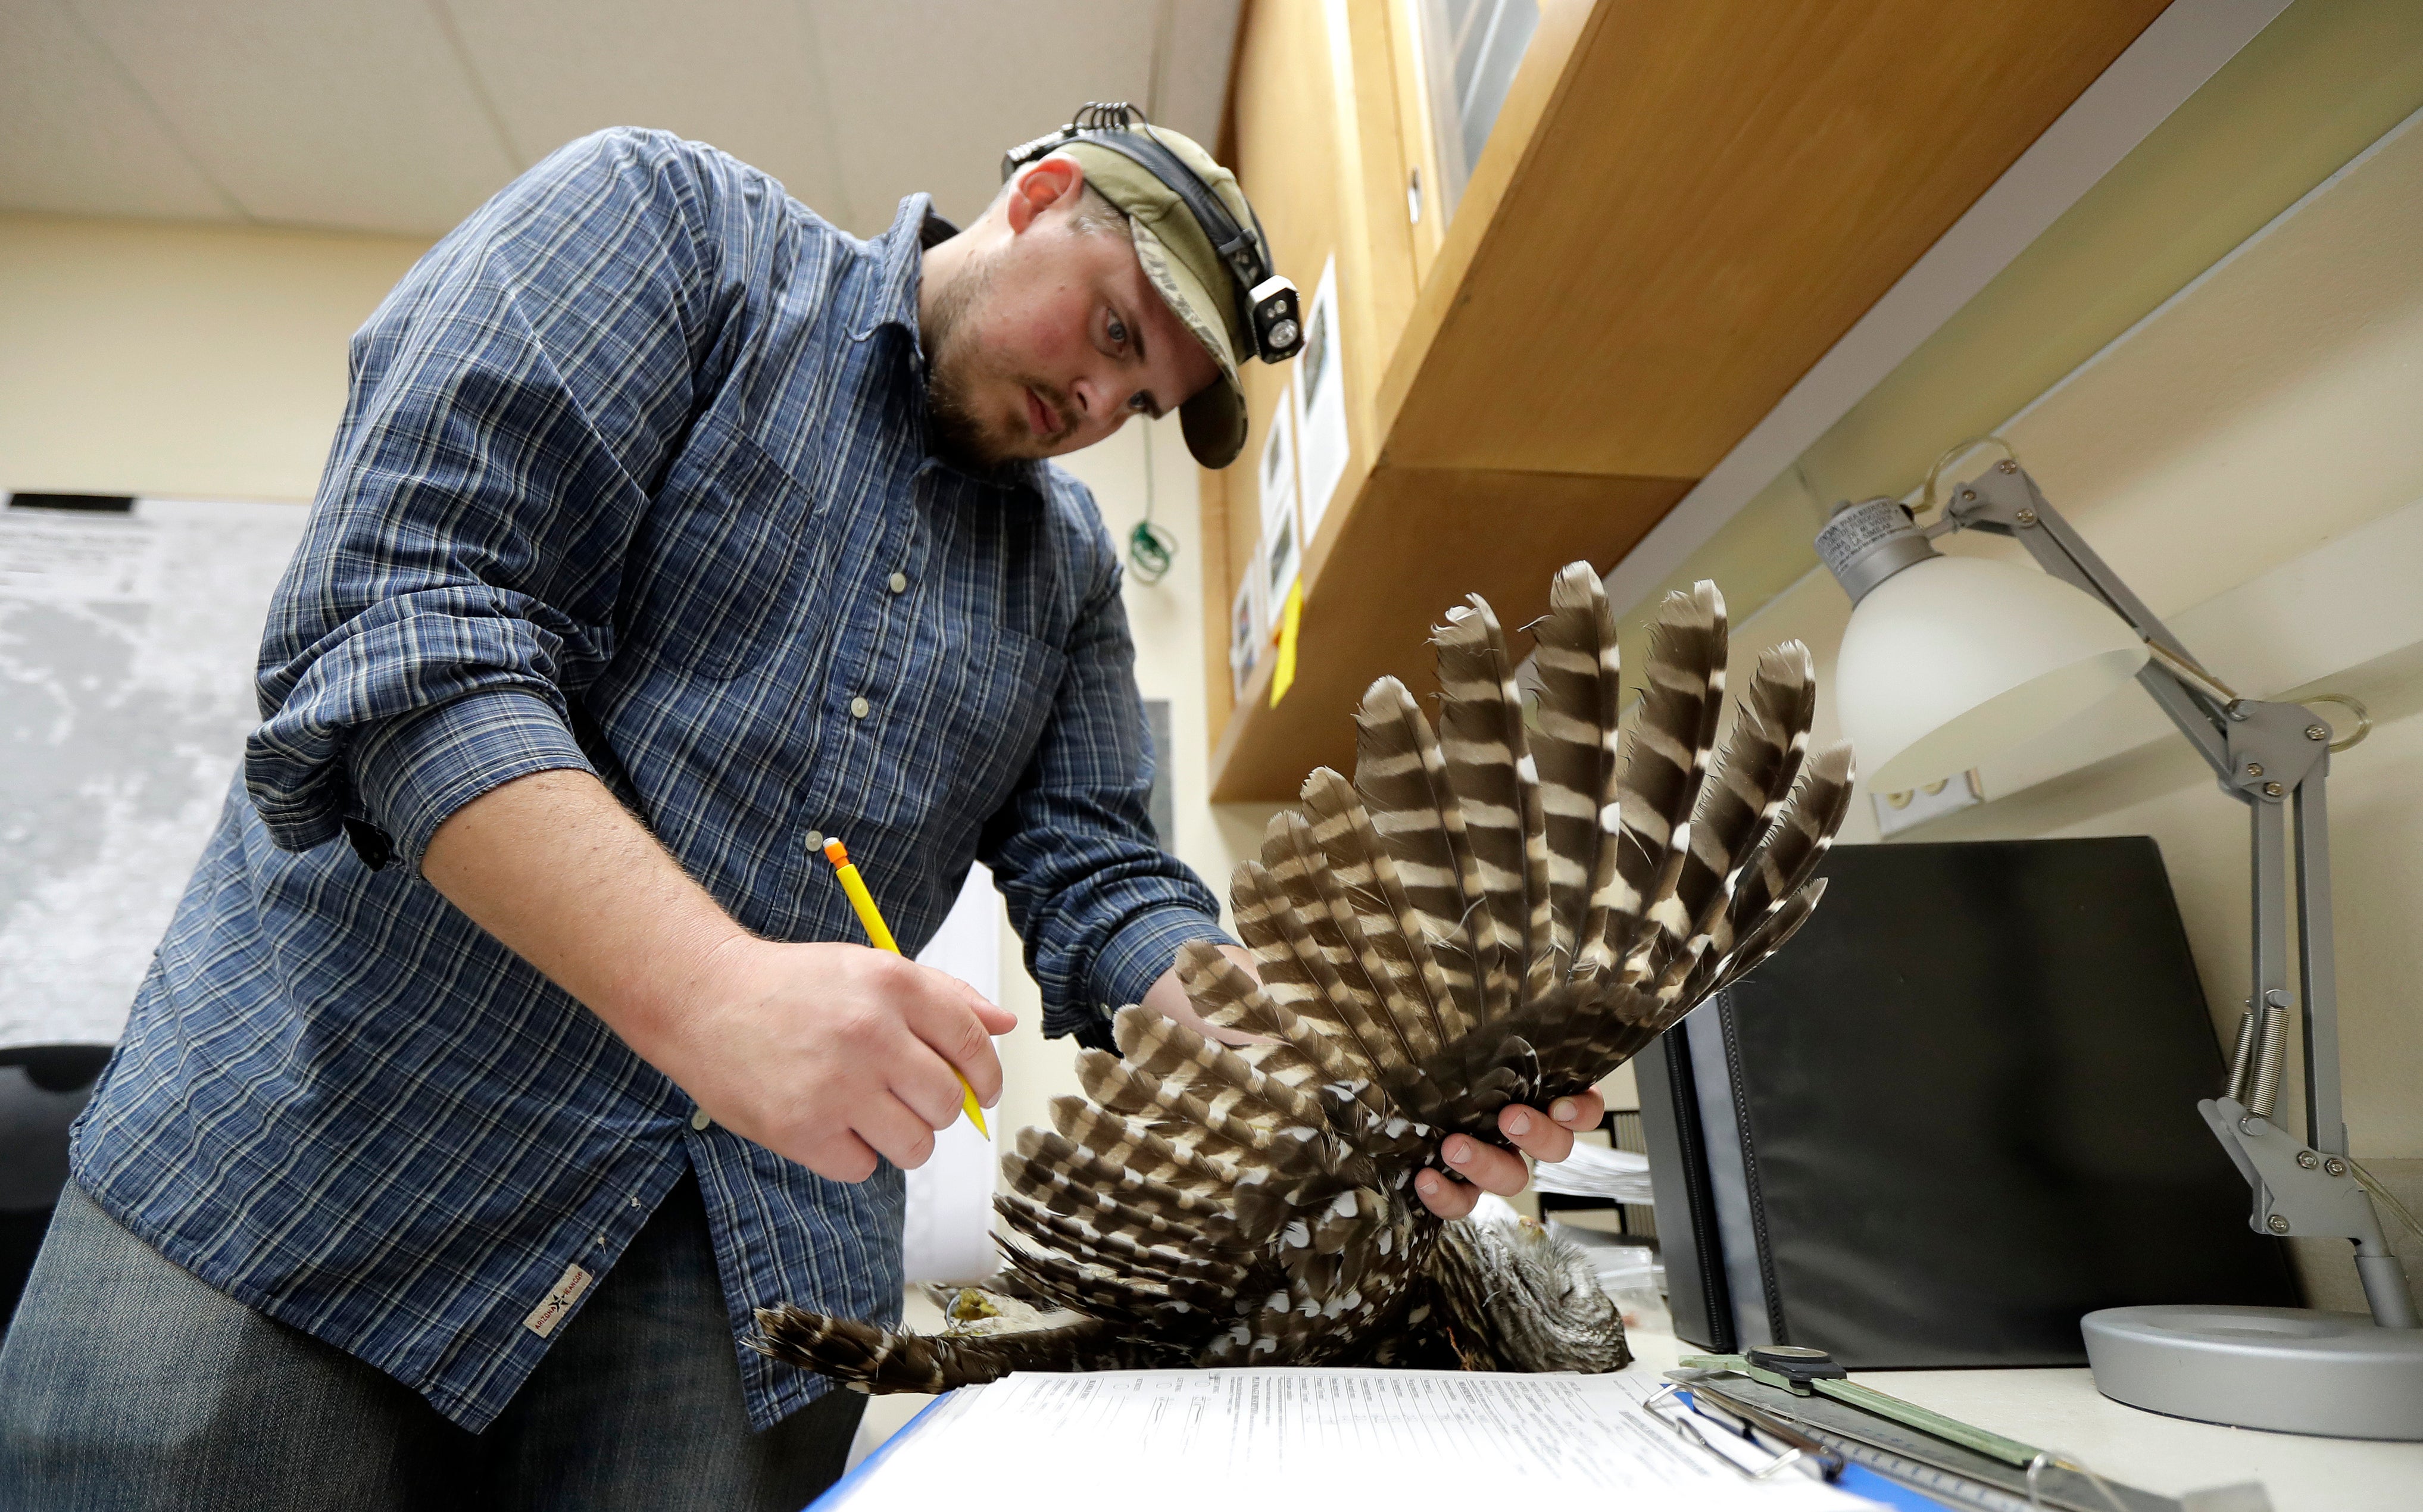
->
<box><xmin>1837</xmin><ymin>552</ymin><xmax>2149</xmax><ymax>792</ymax></box>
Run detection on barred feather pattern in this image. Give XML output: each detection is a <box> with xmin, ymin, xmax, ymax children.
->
<box><xmin>751</xmin><ymin>567</ymin><xmax>1852</xmax><ymax>1394</ymax></box>
<box><xmin>1431</xmin><ymin>598</ymin><xmax>1553</xmax><ymax>1008</ymax></box>
<box><xmin>1529</xmin><ymin>564</ymin><xmax>1623</xmax><ymax>979</ymax></box>
<box><xmin>1640</xmin><ymin>642</ymin><xmax>1815</xmax><ymax>1002</ymax></box>
<box><xmin>1568</xmin><ymin>584</ymin><xmax>1721</xmax><ymax>988</ymax></box>
<box><xmin>1353</xmin><ymin>681</ymin><xmax>1485</xmax><ymax>1033</ymax></box>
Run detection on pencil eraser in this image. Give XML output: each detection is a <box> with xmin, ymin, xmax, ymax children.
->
<box><xmin>823</xmin><ymin>837</ymin><xmax>849</xmax><ymax>864</ymax></box>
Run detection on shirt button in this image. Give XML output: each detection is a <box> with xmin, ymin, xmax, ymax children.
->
<box><xmin>887</xmin><ymin>571</ymin><xmax>908</xmax><ymax>594</ymax></box>
<box><xmin>690</xmin><ymin>1108</ymin><xmax>711</xmax><ymax>1132</ymax></box>
<box><xmin>850</xmin><ymin>696</ymin><xmax>871</xmax><ymax>719</ymax></box>
<box><xmin>804</xmin><ymin>829</ymin><xmax>825</xmax><ymax>852</ymax></box>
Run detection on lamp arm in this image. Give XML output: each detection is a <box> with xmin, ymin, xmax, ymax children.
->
<box><xmin>1929</xmin><ymin>467</ymin><xmax>2412</xmax><ymax>1324</ymax></box>
<box><xmin>1940</xmin><ymin>464</ymin><xmax>2236</xmax><ymax>781</ymax></box>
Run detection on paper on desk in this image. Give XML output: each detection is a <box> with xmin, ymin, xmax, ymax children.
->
<box><xmin>1532</xmin><ymin>1139</ymin><xmax>1657</xmax><ymax>1203</ymax></box>
<box><xmin>826</xmin><ymin>1369</ymin><xmax>1875</xmax><ymax>1511</ymax></box>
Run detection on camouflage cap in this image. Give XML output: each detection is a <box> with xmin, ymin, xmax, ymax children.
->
<box><xmin>1051</xmin><ymin>126</ymin><xmax>1274</xmax><ymax>468</ymax></box>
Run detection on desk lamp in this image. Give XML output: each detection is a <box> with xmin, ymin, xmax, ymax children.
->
<box><xmin>1812</xmin><ymin>448</ymin><xmax>2423</xmax><ymax>1441</ymax></box>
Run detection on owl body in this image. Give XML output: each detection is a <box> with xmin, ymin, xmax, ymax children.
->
<box><xmin>755</xmin><ymin>564</ymin><xmax>1851</xmax><ymax>1393</ymax></box>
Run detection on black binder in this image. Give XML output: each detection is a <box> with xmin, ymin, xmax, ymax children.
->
<box><xmin>1638</xmin><ymin>836</ymin><xmax>2298</xmax><ymax>1366</ymax></box>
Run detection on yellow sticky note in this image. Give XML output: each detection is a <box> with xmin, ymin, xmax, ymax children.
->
<box><xmin>1270</xmin><ymin>581</ymin><xmax>1303</xmax><ymax>707</ymax></box>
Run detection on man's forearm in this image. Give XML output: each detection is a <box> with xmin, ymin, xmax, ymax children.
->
<box><xmin>416</xmin><ymin>767</ymin><xmax>1013</xmax><ymax>1180</ymax></box>
<box><xmin>419</xmin><ymin>767</ymin><xmax>747</xmax><ymax>1066</ymax></box>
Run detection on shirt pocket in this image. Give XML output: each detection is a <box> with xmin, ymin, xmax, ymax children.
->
<box><xmin>932</xmin><ymin>625</ymin><xmax>1069</xmax><ymax>834</ymax></box>
<box><xmin>622</xmin><ymin>424</ymin><xmax>813</xmax><ymax>681</ymax></box>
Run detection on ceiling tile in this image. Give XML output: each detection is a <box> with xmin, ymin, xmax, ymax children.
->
<box><xmin>0</xmin><ymin>0</ymin><xmax>237</xmax><ymax>221</ymax></box>
<box><xmin>0</xmin><ymin>0</ymin><xmax>1237</xmax><ymax>240</ymax></box>
<box><xmin>1152</xmin><ymin>0</ymin><xmax>1241</xmax><ymax>149</ymax></box>
<box><xmin>68</xmin><ymin>0</ymin><xmax>520</xmax><ymax>236</ymax></box>
<box><xmin>443</xmin><ymin>0</ymin><xmax>858</xmax><ymax>230</ymax></box>
<box><xmin>804</xmin><ymin>0</ymin><xmax>1161</xmax><ymax>232</ymax></box>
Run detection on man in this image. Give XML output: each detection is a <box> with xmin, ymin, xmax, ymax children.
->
<box><xmin>0</xmin><ymin>120</ymin><xmax>1600</xmax><ymax>1509</ymax></box>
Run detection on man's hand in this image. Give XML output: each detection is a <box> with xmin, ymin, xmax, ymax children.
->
<box><xmin>663</xmin><ymin>938</ymin><xmax>1013</xmax><ymax>1181</ymax></box>
<box><xmin>1414</xmin><ymin>1092</ymin><xmax>1607</xmax><ymax>1219</ymax></box>
<box><xmin>1138</xmin><ymin>944</ymin><xmax>1607</xmax><ymax>1219</ymax></box>
<box><xmin>423</xmin><ymin>769</ymin><xmax>1013</xmax><ymax>1184</ymax></box>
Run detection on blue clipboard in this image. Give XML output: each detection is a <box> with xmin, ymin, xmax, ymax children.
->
<box><xmin>1672</xmin><ymin>1387</ymin><xmax>1959</xmax><ymax>1511</ymax></box>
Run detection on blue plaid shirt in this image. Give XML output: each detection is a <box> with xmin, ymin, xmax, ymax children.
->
<box><xmin>70</xmin><ymin>129</ymin><xmax>1226</xmax><ymax>1432</ymax></box>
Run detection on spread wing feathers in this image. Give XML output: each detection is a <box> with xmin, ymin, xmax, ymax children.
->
<box><xmin>756</xmin><ymin>567</ymin><xmax>1853</xmax><ymax>1395</ymax></box>
<box><xmin>1637</xmin><ymin>641</ymin><xmax>1816</xmax><ymax>1001</ymax></box>
<box><xmin>1576</xmin><ymin>582</ymin><xmax>1727</xmax><ymax>982</ymax></box>
<box><xmin>1351</xmin><ymin>679</ymin><xmax>1485</xmax><ymax>1034</ymax></box>
<box><xmin>1430</xmin><ymin>598</ymin><xmax>1553</xmax><ymax>1010</ymax></box>
<box><xmin>1688</xmin><ymin>741</ymin><xmax>1853</xmax><ymax>988</ymax></box>
<box><xmin>1687</xmin><ymin>739</ymin><xmax>1855</xmax><ymax>1001</ymax></box>
<box><xmin>1298</xmin><ymin>768</ymin><xmax>1454</xmax><ymax>1058</ymax></box>
<box><xmin>1529</xmin><ymin>563</ymin><xmax>1623</xmax><ymax>980</ymax></box>
<box><xmin>1239</xmin><ymin>814</ymin><xmax>1415</xmax><ymax>1080</ymax></box>
<box><xmin>1707</xmin><ymin>876</ymin><xmax>1830</xmax><ymax>997</ymax></box>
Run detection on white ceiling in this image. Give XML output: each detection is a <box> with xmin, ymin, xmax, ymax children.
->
<box><xmin>0</xmin><ymin>0</ymin><xmax>1240</xmax><ymax>240</ymax></box>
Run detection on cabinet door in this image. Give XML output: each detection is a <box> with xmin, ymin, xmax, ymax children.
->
<box><xmin>1207</xmin><ymin>0</ymin><xmax>1423</xmax><ymax>724</ymax></box>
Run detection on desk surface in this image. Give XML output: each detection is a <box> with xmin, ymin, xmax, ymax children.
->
<box><xmin>1623</xmin><ymin>1326</ymin><xmax>2423</xmax><ymax>1511</ymax></box>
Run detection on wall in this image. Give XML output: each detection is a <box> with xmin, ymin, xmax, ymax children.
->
<box><xmin>1676</xmin><ymin>105</ymin><xmax>2423</xmax><ymax>1312</ymax></box>
<box><xmin>1609</xmin><ymin>0</ymin><xmax>2423</xmax><ymax>680</ymax></box>
<box><xmin>0</xmin><ymin>214</ymin><xmax>421</xmax><ymax>1045</ymax></box>
<box><xmin>0</xmin><ymin>212</ymin><xmax>429</xmax><ymax>502</ymax></box>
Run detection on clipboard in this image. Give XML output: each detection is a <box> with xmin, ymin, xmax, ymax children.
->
<box><xmin>1671</xmin><ymin>1364</ymin><xmax>2269</xmax><ymax>1512</ymax></box>
<box><xmin>1653</xmin><ymin>1383</ymin><xmax>1962</xmax><ymax>1511</ymax></box>
<box><xmin>809</xmin><ymin>1367</ymin><xmax>1882</xmax><ymax>1511</ymax></box>
<box><xmin>814</xmin><ymin>1391</ymin><xmax>976</xmax><ymax>1511</ymax></box>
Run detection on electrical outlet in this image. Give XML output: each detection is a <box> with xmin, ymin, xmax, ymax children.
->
<box><xmin>1872</xmin><ymin>770</ymin><xmax>1984</xmax><ymax>836</ymax></box>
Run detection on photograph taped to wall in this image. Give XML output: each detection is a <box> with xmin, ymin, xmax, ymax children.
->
<box><xmin>1257</xmin><ymin>388</ymin><xmax>1300</xmax><ymax>623</ymax></box>
<box><xmin>1229</xmin><ymin>548</ymin><xmax>1265</xmax><ymax>699</ymax></box>
<box><xmin>1259</xmin><ymin>382</ymin><xmax>1297</xmax><ymax>535</ymax></box>
<box><xmin>1263</xmin><ymin>510</ymin><xmax>1298</xmax><ymax>628</ymax></box>
<box><xmin>1293</xmin><ymin>258</ymin><xmax>1349</xmax><ymax>543</ymax></box>
<box><xmin>0</xmin><ymin>496</ymin><xmax>308</xmax><ymax>1048</ymax></box>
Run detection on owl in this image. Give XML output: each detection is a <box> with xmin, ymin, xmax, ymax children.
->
<box><xmin>754</xmin><ymin>564</ymin><xmax>1853</xmax><ymax>1390</ymax></box>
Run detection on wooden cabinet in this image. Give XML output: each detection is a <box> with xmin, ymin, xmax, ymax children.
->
<box><xmin>1202</xmin><ymin>0</ymin><xmax>2170</xmax><ymax>801</ymax></box>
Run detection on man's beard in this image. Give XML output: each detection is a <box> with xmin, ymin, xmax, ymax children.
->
<box><xmin>922</xmin><ymin>249</ymin><xmax>1066</xmax><ymax>471</ymax></box>
<box><xmin>923</xmin><ymin>251</ymin><xmax>1013</xmax><ymax>470</ymax></box>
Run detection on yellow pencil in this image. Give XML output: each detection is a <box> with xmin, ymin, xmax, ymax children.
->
<box><xmin>821</xmin><ymin>838</ymin><xmax>991</xmax><ymax>1138</ymax></box>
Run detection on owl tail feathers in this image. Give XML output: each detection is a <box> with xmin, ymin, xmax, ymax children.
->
<box><xmin>749</xmin><ymin>1305</ymin><xmax>1143</xmax><ymax>1395</ymax></box>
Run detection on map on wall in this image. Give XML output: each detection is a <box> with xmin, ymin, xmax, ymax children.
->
<box><xmin>0</xmin><ymin>496</ymin><xmax>309</xmax><ymax>1048</ymax></box>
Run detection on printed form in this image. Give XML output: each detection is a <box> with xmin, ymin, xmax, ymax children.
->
<box><xmin>823</xmin><ymin>1368</ymin><xmax>1879</xmax><ymax>1511</ymax></box>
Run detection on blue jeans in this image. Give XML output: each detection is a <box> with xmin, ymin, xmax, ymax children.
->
<box><xmin>0</xmin><ymin>1177</ymin><xmax>861</xmax><ymax>1511</ymax></box>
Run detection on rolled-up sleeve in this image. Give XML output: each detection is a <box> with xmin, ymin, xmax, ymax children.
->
<box><xmin>245</xmin><ymin>127</ymin><xmax>780</xmax><ymax>869</ymax></box>
<box><xmin>979</xmin><ymin>533</ymin><xmax>1231</xmax><ymax>1045</ymax></box>
<box><xmin>348</xmin><ymin>690</ymin><xmax>595</xmax><ymax>868</ymax></box>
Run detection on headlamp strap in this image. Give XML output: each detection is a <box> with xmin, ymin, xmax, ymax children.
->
<box><xmin>1002</xmin><ymin>104</ymin><xmax>1284</xmax><ymax>361</ymax></box>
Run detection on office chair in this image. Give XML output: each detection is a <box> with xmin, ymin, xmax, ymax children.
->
<box><xmin>1</xmin><ymin>1044</ymin><xmax>113</xmax><ymax>1335</ymax></box>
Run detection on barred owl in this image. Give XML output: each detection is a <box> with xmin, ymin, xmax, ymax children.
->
<box><xmin>755</xmin><ymin>563</ymin><xmax>1852</xmax><ymax>1391</ymax></box>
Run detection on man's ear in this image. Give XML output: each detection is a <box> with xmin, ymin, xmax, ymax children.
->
<box><xmin>1003</xmin><ymin>155</ymin><xmax>1085</xmax><ymax>236</ymax></box>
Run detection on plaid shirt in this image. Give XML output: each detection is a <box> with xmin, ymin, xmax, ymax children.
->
<box><xmin>70</xmin><ymin>129</ymin><xmax>1226</xmax><ymax>1432</ymax></box>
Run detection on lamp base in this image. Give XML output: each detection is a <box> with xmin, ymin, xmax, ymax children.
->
<box><xmin>2082</xmin><ymin>1304</ymin><xmax>2423</xmax><ymax>1440</ymax></box>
